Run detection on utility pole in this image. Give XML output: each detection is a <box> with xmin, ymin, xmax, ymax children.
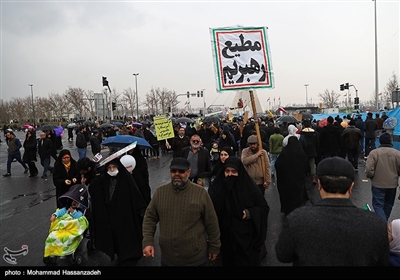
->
<box><xmin>374</xmin><ymin>0</ymin><xmax>379</xmax><ymax>111</ymax></box>
<box><xmin>304</xmin><ymin>84</ymin><xmax>309</xmax><ymax>108</ymax></box>
<box><xmin>133</xmin><ymin>73</ymin><xmax>139</xmax><ymax>120</ymax></box>
<box><xmin>202</xmin><ymin>89</ymin><xmax>206</xmax><ymax>117</ymax></box>
<box><xmin>28</xmin><ymin>84</ymin><xmax>36</xmax><ymax>127</ymax></box>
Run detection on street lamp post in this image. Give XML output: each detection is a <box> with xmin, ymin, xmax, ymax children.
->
<box><xmin>202</xmin><ymin>88</ymin><xmax>206</xmax><ymax>117</ymax></box>
<box><xmin>374</xmin><ymin>0</ymin><xmax>379</xmax><ymax>111</ymax></box>
<box><xmin>304</xmin><ymin>84</ymin><xmax>309</xmax><ymax>108</ymax></box>
<box><xmin>28</xmin><ymin>84</ymin><xmax>36</xmax><ymax>127</ymax></box>
<box><xmin>133</xmin><ymin>73</ymin><xmax>139</xmax><ymax>120</ymax></box>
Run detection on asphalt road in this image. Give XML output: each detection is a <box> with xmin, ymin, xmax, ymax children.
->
<box><xmin>0</xmin><ymin>129</ymin><xmax>399</xmax><ymax>270</ymax></box>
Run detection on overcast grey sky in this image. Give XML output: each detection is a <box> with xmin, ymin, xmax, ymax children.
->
<box><xmin>1</xmin><ymin>0</ymin><xmax>399</xmax><ymax>111</ymax></box>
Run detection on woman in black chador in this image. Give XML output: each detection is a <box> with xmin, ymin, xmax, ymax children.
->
<box><xmin>275</xmin><ymin>136</ymin><xmax>309</xmax><ymax>215</ymax></box>
<box><xmin>89</xmin><ymin>159</ymin><xmax>147</xmax><ymax>266</ymax></box>
<box><xmin>209</xmin><ymin>156</ymin><xmax>269</xmax><ymax>266</ymax></box>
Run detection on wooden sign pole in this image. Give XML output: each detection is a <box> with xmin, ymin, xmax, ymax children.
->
<box><xmin>249</xmin><ymin>90</ymin><xmax>267</xmax><ymax>184</ymax></box>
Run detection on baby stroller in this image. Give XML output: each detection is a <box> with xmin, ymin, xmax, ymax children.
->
<box><xmin>43</xmin><ymin>184</ymin><xmax>89</xmax><ymax>266</ymax></box>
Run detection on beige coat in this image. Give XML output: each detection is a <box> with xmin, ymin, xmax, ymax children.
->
<box><xmin>241</xmin><ymin>147</ymin><xmax>271</xmax><ymax>185</ymax></box>
<box><xmin>366</xmin><ymin>145</ymin><xmax>400</xmax><ymax>189</ymax></box>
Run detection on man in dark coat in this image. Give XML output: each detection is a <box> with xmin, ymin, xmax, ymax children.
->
<box><xmin>179</xmin><ymin>134</ymin><xmax>211</xmax><ymax>184</ymax></box>
<box><xmin>364</xmin><ymin>112</ymin><xmax>378</xmax><ymax>158</ymax></box>
<box><xmin>38</xmin><ymin>131</ymin><xmax>54</xmax><ymax>179</ymax></box>
<box><xmin>3</xmin><ymin>131</ymin><xmax>29</xmax><ymax>177</ymax></box>
<box><xmin>319</xmin><ymin>116</ymin><xmax>341</xmax><ymax>158</ymax></box>
<box><xmin>76</xmin><ymin>125</ymin><xmax>88</xmax><ymax>160</ymax></box>
<box><xmin>300</xmin><ymin>119</ymin><xmax>320</xmax><ymax>184</ymax></box>
<box><xmin>89</xmin><ymin>130</ymin><xmax>101</xmax><ymax>156</ymax></box>
<box><xmin>341</xmin><ymin>119</ymin><xmax>363</xmax><ymax>171</ymax></box>
<box><xmin>275</xmin><ymin>156</ymin><xmax>389</xmax><ymax>266</ymax></box>
<box><xmin>89</xmin><ymin>159</ymin><xmax>147</xmax><ymax>266</ymax></box>
<box><xmin>171</xmin><ymin>126</ymin><xmax>190</xmax><ymax>158</ymax></box>
<box><xmin>197</xmin><ymin>122</ymin><xmax>215</xmax><ymax>152</ymax></box>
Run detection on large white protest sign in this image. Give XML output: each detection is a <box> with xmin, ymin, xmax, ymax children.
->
<box><xmin>210</xmin><ymin>26</ymin><xmax>274</xmax><ymax>92</ymax></box>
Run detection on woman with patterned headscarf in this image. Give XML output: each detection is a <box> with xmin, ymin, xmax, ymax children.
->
<box><xmin>52</xmin><ymin>149</ymin><xmax>80</xmax><ymax>209</ymax></box>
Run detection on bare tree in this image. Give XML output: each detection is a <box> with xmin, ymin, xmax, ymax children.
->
<box><xmin>383</xmin><ymin>72</ymin><xmax>400</xmax><ymax>109</ymax></box>
<box><xmin>317</xmin><ymin>89</ymin><xmax>340</xmax><ymax>108</ymax></box>
<box><xmin>121</xmin><ymin>88</ymin><xmax>136</xmax><ymax>117</ymax></box>
<box><xmin>146</xmin><ymin>87</ymin><xmax>178</xmax><ymax>116</ymax></box>
<box><xmin>82</xmin><ymin>90</ymin><xmax>96</xmax><ymax>120</ymax></box>
<box><xmin>156</xmin><ymin>87</ymin><xmax>171</xmax><ymax>114</ymax></box>
<box><xmin>48</xmin><ymin>93</ymin><xmax>70</xmax><ymax>123</ymax></box>
<box><xmin>146</xmin><ymin>88</ymin><xmax>158</xmax><ymax>115</ymax></box>
<box><xmin>8</xmin><ymin>97</ymin><xmax>30</xmax><ymax>123</ymax></box>
<box><xmin>0</xmin><ymin>100</ymin><xmax>12</xmax><ymax>123</ymax></box>
<box><xmin>65</xmin><ymin>87</ymin><xmax>85</xmax><ymax>118</ymax></box>
<box><xmin>169</xmin><ymin>90</ymin><xmax>180</xmax><ymax>113</ymax></box>
<box><xmin>35</xmin><ymin>97</ymin><xmax>53</xmax><ymax>122</ymax></box>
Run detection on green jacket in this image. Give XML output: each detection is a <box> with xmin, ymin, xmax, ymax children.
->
<box><xmin>269</xmin><ymin>132</ymin><xmax>284</xmax><ymax>154</ymax></box>
<box><xmin>142</xmin><ymin>180</ymin><xmax>220</xmax><ymax>265</ymax></box>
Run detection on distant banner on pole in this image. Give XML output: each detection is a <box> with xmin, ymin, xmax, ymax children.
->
<box><xmin>153</xmin><ymin>115</ymin><xmax>174</xmax><ymax>141</ymax></box>
<box><xmin>210</xmin><ymin>26</ymin><xmax>274</xmax><ymax>92</ymax></box>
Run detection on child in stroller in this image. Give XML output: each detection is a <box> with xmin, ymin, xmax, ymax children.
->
<box><xmin>43</xmin><ymin>184</ymin><xmax>89</xmax><ymax>266</ymax></box>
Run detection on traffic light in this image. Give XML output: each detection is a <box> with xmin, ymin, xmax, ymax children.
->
<box><xmin>112</xmin><ymin>102</ymin><xmax>116</xmax><ymax>111</ymax></box>
<box><xmin>168</xmin><ymin>106</ymin><xmax>171</xmax><ymax>112</ymax></box>
<box><xmin>197</xmin><ymin>90</ymin><xmax>203</xmax><ymax>97</ymax></box>
<box><xmin>354</xmin><ymin>97</ymin><xmax>359</xmax><ymax>104</ymax></box>
<box><xmin>187</xmin><ymin>91</ymin><xmax>190</xmax><ymax>98</ymax></box>
<box><xmin>340</xmin><ymin>84</ymin><xmax>345</xmax><ymax>91</ymax></box>
<box><xmin>102</xmin><ymin>76</ymin><xmax>109</xmax><ymax>87</ymax></box>
<box><xmin>102</xmin><ymin>76</ymin><xmax>111</xmax><ymax>92</ymax></box>
<box><xmin>344</xmin><ymin>83</ymin><xmax>349</xmax><ymax>89</ymax></box>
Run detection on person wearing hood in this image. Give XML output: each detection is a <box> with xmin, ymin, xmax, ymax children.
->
<box><xmin>209</xmin><ymin>156</ymin><xmax>270</xmax><ymax>266</ymax></box>
<box><xmin>52</xmin><ymin>149</ymin><xmax>79</xmax><ymax>209</ymax></box>
<box><xmin>89</xmin><ymin>158</ymin><xmax>148</xmax><ymax>266</ymax></box>
<box><xmin>366</xmin><ymin>133</ymin><xmax>400</xmax><ymax>223</ymax></box>
<box><xmin>282</xmin><ymin>124</ymin><xmax>300</xmax><ymax>147</ymax></box>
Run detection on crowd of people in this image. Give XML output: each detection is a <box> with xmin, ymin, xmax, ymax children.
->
<box><xmin>1</xmin><ymin>110</ymin><xmax>400</xmax><ymax>267</ymax></box>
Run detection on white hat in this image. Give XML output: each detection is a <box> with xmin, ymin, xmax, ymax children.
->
<box><xmin>120</xmin><ymin>155</ymin><xmax>136</xmax><ymax>172</ymax></box>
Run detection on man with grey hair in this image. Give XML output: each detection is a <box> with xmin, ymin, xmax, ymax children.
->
<box><xmin>366</xmin><ymin>132</ymin><xmax>400</xmax><ymax>223</ymax></box>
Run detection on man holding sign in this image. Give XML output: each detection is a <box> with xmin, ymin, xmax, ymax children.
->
<box><xmin>241</xmin><ymin>134</ymin><xmax>271</xmax><ymax>196</ymax></box>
